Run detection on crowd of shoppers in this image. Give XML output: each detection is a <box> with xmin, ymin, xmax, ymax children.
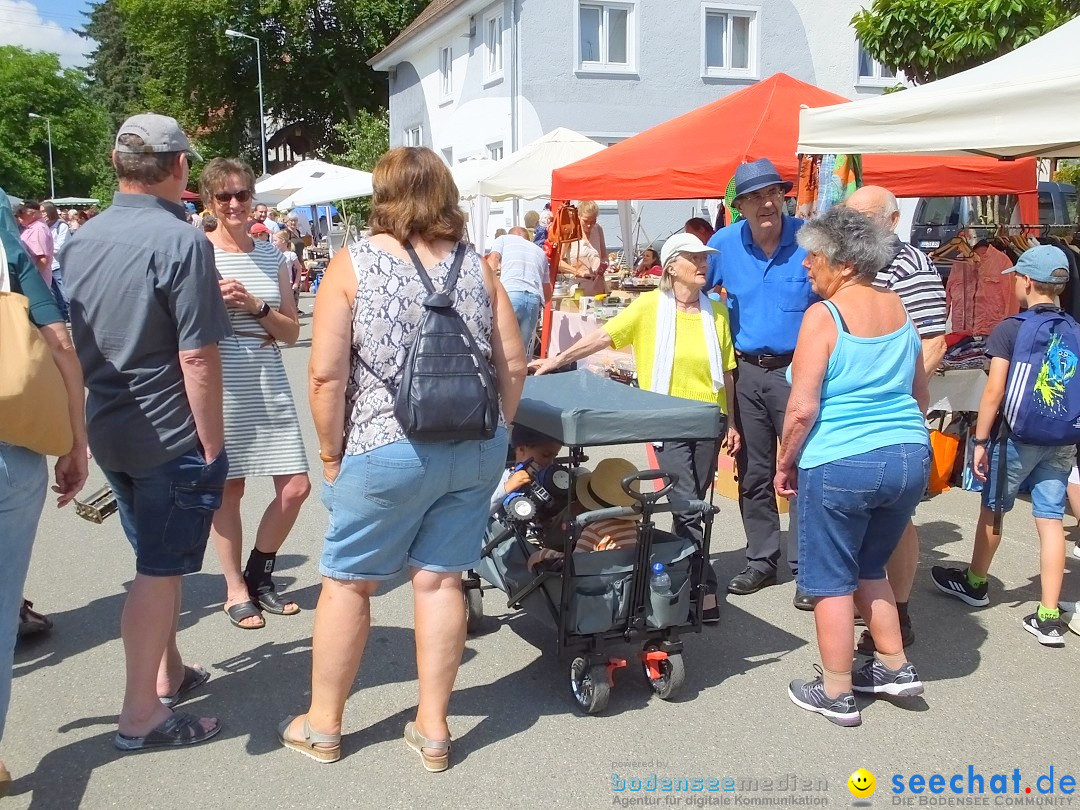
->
<box><xmin>5</xmin><ymin>109</ymin><xmax>1073</xmax><ymax>797</ymax></box>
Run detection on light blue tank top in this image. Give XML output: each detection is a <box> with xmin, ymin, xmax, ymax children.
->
<box><xmin>788</xmin><ymin>300</ymin><xmax>929</xmax><ymax>469</ymax></box>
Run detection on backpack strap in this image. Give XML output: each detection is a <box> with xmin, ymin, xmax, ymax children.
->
<box><xmin>403</xmin><ymin>241</ymin><xmax>466</xmax><ymax>297</ymax></box>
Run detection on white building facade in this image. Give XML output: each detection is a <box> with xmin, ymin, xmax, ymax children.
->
<box><xmin>371</xmin><ymin>0</ymin><xmax>900</xmax><ymax>244</ymax></box>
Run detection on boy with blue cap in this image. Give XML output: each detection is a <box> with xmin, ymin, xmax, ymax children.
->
<box><xmin>932</xmin><ymin>245</ymin><xmax>1079</xmax><ymax>646</ymax></box>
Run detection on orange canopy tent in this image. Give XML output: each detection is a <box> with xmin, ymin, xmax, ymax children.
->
<box><xmin>551</xmin><ymin>73</ymin><xmax>1036</xmax><ymax>211</ymax></box>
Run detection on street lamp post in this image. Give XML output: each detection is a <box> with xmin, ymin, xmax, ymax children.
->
<box><xmin>225</xmin><ymin>28</ymin><xmax>268</xmax><ymax>176</ymax></box>
<box><xmin>28</xmin><ymin>113</ymin><xmax>55</xmax><ymax>199</ymax></box>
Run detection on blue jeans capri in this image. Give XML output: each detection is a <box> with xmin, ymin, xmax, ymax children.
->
<box><xmin>797</xmin><ymin>443</ymin><xmax>930</xmax><ymax>598</ymax></box>
<box><xmin>320</xmin><ymin>429</ymin><xmax>508</xmax><ymax>580</ymax></box>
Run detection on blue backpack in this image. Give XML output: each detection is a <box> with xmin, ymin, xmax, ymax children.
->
<box><xmin>1001</xmin><ymin>308</ymin><xmax>1080</xmax><ymax>445</ymax></box>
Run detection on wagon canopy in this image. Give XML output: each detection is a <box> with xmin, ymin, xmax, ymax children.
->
<box><xmin>516</xmin><ymin>371</ymin><xmax>723</xmax><ymax>446</ymax></box>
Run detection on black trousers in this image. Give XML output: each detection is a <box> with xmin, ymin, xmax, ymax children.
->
<box><xmin>654</xmin><ymin>439</ymin><xmax>719</xmax><ymax>592</ymax></box>
<box><xmin>733</xmin><ymin>359</ymin><xmax>799</xmax><ymax>575</ymax></box>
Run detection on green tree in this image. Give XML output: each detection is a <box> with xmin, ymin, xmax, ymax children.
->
<box><xmin>79</xmin><ymin>0</ymin><xmax>151</xmax><ymax>129</ymax></box>
<box><xmin>95</xmin><ymin>0</ymin><xmax>424</xmax><ymax>160</ymax></box>
<box><xmin>329</xmin><ymin>109</ymin><xmax>389</xmax><ymax>222</ymax></box>
<box><xmin>853</xmin><ymin>0</ymin><xmax>1079</xmax><ymax>85</ymax></box>
<box><xmin>0</xmin><ymin>47</ymin><xmax>112</xmax><ymax>199</ymax></box>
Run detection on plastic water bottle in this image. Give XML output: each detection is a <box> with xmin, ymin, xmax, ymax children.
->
<box><xmin>650</xmin><ymin>562</ymin><xmax>671</xmax><ymax>593</ymax></box>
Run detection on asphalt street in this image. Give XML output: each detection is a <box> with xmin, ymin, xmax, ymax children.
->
<box><xmin>8</xmin><ymin>296</ymin><xmax>1079</xmax><ymax>809</ymax></box>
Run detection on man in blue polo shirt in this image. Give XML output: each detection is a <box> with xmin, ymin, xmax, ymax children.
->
<box><xmin>706</xmin><ymin>159</ymin><xmax>816</xmax><ymax>610</ymax></box>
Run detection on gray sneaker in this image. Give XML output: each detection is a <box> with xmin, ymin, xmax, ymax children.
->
<box><xmin>852</xmin><ymin>657</ymin><xmax>924</xmax><ymax>697</ymax></box>
<box><xmin>788</xmin><ymin>667</ymin><xmax>861</xmax><ymax>727</ymax></box>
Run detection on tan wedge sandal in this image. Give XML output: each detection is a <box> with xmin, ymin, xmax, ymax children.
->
<box><xmin>404</xmin><ymin>721</ymin><xmax>451</xmax><ymax>772</ymax></box>
<box><xmin>277</xmin><ymin>716</ymin><xmax>341</xmax><ymax>764</ymax></box>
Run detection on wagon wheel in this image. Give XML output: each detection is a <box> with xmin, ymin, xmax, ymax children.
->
<box><xmin>464</xmin><ymin>585</ymin><xmax>484</xmax><ymax>634</ymax></box>
<box><xmin>642</xmin><ymin>643</ymin><xmax>685</xmax><ymax>701</ymax></box>
<box><xmin>569</xmin><ymin>656</ymin><xmax>610</xmax><ymax>715</ymax></box>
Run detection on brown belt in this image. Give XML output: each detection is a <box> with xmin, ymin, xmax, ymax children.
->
<box><xmin>233</xmin><ymin>330</ymin><xmax>277</xmax><ymax>347</ymax></box>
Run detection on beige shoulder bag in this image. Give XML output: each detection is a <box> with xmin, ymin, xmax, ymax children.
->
<box><xmin>0</xmin><ymin>237</ymin><xmax>73</xmax><ymax>456</ymax></box>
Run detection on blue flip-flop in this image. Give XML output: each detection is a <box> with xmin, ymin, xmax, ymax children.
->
<box><xmin>159</xmin><ymin>665</ymin><xmax>210</xmax><ymax>708</ymax></box>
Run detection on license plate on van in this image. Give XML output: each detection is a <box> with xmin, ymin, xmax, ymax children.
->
<box><xmin>918</xmin><ymin>240</ymin><xmax>940</xmax><ymax>248</ymax></box>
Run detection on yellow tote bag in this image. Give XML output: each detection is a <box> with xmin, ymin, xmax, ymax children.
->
<box><xmin>0</xmin><ymin>237</ymin><xmax>73</xmax><ymax>456</ymax></box>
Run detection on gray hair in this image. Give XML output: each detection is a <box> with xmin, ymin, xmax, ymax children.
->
<box><xmin>659</xmin><ymin>255</ymin><xmax>679</xmax><ymax>292</ymax></box>
<box><xmin>796</xmin><ymin>206</ymin><xmax>893</xmax><ymax>281</ymax></box>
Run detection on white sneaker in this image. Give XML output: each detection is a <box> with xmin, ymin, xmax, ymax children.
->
<box><xmin>1061</xmin><ymin>602</ymin><xmax>1080</xmax><ymax>636</ymax></box>
<box><xmin>1073</xmin><ymin>542</ymin><xmax>1080</xmax><ymax>560</ymax></box>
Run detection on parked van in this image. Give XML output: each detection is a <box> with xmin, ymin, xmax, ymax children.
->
<box><xmin>908</xmin><ymin>182</ymin><xmax>1075</xmax><ymax>279</ymax></box>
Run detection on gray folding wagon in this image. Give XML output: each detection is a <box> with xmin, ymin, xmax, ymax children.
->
<box><xmin>464</xmin><ymin>371</ymin><xmax>725</xmax><ymax>714</ymax></box>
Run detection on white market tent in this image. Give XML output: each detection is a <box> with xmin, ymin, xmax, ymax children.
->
<box><xmin>462</xmin><ymin>128</ymin><xmax>635</xmax><ymax>255</ymax></box>
<box><xmin>451</xmin><ymin>156</ymin><xmax>498</xmax><ymax>201</ymax></box>
<box><xmin>281</xmin><ymin>167</ymin><xmax>373</xmax><ymax>207</ymax></box>
<box><xmin>477</xmin><ymin>127</ymin><xmax>606</xmax><ymax>200</ymax></box>
<box><xmin>254</xmin><ymin>159</ymin><xmax>359</xmax><ymax>207</ymax></box>
<box><xmin>48</xmin><ymin>196</ymin><xmax>99</xmax><ymax>206</ymax></box>
<box><xmin>798</xmin><ymin>17</ymin><xmax>1080</xmax><ymax>159</ymax></box>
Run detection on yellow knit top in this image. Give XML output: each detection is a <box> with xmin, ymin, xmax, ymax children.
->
<box><xmin>602</xmin><ymin>289</ymin><xmax>737</xmax><ymax>412</ymax></box>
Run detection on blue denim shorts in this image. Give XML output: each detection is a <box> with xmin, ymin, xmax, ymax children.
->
<box><xmin>981</xmin><ymin>437</ymin><xmax>1074</xmax><ymax>519</ymax></box>
<box><xmin>797</xmin><ymin>443</ymin><xmax>930</xmax><ymax>597</ymax></box>
<box><xmin>104</xmin><ymin>444</ymin><xmax>228</xmax><ymax>577</ymax></box>
<box><xmin>320</xmin><ymin>428</ymin><xmax>507</xmax><ymax>580</ymax></box>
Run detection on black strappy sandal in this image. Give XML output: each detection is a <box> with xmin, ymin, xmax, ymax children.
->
<box><xmin>245</xmin><ymin>573</ymin><xmax>300</xmax><ymax>616</ymax></box>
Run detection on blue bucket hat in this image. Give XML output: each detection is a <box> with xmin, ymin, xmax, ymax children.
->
<box><xmin>732</xmin><ymin>158</ymin><xmax>793</xmax><ymax>201</ymax></box>
<box><xmin>1004</xmin><ymin>245</ymin><xmax>1069</xmax><ymax>284</ymax></box>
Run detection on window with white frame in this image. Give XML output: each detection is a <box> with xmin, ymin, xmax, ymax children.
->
<box><xmin>577</xmin><ymin>1</ymin><xmax>636</xmax><ymax>73</ymax></box>
<box><xmin>857</xmin><ymin>42</ymin><xmax>896</xmax><ymax>84</ymax></box>
<box><xmin>702</xmin><ymin>4</ymin><xmax>757</xmax><ymax>77</ymax></box>
<box><xmin>484</xmin><ymin>11</ymin><xmax>504</xmax><ymax>81</ymax></box>
<box><xmin>439</xmin><ymin>45</ymin><xmax>453</xmax><ymax>99</ymax></box>
<box><xmin>404</xmin><ymin>125</ymin><xmax>423</xmax><ymax>147</ymax></box>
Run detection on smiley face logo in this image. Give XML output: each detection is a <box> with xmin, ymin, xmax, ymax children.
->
<box><xmin>848</xmin><ymin>769</ymin><xmax>876</xmax><ymax>798</ymax></box>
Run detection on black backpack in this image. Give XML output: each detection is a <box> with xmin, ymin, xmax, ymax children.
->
<box><xmin>388</xmin><ymin>241</ymin><xmax>500</xmax><ymax>442</ymax></box>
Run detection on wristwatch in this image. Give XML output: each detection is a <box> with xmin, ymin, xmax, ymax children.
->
<box><xmin>253</xmin><ymin>300</ymin><xmax>271</xmax><ymax>319</ymax></box>
<box><xmin>971</xmin><ymin>437</ymin><xmax>990</xmax><ymax>447</ymax></box>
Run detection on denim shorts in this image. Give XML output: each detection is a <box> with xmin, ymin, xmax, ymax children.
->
<box><xmin>797</xmin><ymin>443</ymin><xmax>930</xmax><ymax>597</ymax></box>
<box><xmin>320</xmin><ymin>428</ymin><xmax>507</xmax><ymax>580</ymax></box>
<box><xmin>981</xmin><ymin>437</ymin><xmax>1075</xmax><ymax>519</ymax></box>
<box><xmin>104</xmin><ymin>444</ymin><xmax>228</xmax><ymax>577</ymax></box>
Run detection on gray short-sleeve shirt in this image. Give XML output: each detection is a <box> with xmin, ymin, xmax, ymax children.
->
<box><xmin>63</xmin><ymin>192</ymin><xmax>232</xmax><ymax>472</ymax></box>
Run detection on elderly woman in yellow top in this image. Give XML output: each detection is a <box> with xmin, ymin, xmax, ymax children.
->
<box><xmin>533</xmin><ymin>232</ymin><xmax>740</xmax><ymax>621</ymax></box>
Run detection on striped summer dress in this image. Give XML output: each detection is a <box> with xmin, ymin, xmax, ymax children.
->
<box><xmin>213</xmin><ymin>241</ymin><xmax>308</xmax><ymax>479</ymax></box>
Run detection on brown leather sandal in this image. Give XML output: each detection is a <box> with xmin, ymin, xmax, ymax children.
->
<box><xmin>404</xmin><ymin>721</ymin><xmax>451</xmax><ymax>772</ymax></box>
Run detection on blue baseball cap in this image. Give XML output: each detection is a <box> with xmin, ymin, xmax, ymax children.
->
<box><xmin>1004</xmin><ymin>245</ymin><xmax>1069</xmax><ymax>284</ymax></box>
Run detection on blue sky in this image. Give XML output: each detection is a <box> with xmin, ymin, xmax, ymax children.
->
<box><xmin>1</xmin><ymin>0</ymin><xmax>96</xmax><ymax>67</ymax></box>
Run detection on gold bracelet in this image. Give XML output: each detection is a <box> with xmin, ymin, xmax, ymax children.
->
<box><xmin>319</xmin><ymin>450</ymin><xmax>343</xmax><ymax>463</ymax></box>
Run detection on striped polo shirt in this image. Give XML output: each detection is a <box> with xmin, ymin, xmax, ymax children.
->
<box><xmin>874</xmin><ymin>236</ymin><xmax>948</xmax><ymax>339</ymax></box>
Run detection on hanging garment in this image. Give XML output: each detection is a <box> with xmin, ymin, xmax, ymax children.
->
<box><xmin>794</xmin><ymin>154</ymin><xmax>862</xmax><ymax>219</ymax></box>
<box><xmin>945</xmin><ymin>244</ymin><xmax>1018</xmax><ymax>336</ymax></box>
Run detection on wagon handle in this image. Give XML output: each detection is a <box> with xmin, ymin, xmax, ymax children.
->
<box><xmin>623</xmin><ymin>470</ymin><xmax>678</xmax><ymax>505</ymax></box>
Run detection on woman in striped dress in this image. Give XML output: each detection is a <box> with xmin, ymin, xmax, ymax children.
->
<box><xmin>200</xmin><ymin>158</ymin><xmax>311</xmax><ymax>630</ymax></box>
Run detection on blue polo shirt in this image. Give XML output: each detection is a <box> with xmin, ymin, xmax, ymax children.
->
<box><xmin>706</xmin><ymin>216</ymin><xmax>816</xmax><ymax>355</ymax></box>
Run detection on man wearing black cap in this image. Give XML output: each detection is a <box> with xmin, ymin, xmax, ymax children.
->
<box><xmin>64</xmin><ymin>114</ymin><xmax>231</xmax><ymax>751</ymax></box>
<box><xmin>706</xmin><ymin>158</ymin><xmax>816</xmax><ymax>609</ymax></box>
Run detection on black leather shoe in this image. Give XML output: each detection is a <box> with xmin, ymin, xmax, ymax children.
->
<box><xmin>727</xmin><ymin>567</ymin><xmax>777</xmax><ymax>595</ymax></box>
<box><xmin>793</xmin><ymin>589</ymin><xmax>816</xmax><ymax>611</ymax></box>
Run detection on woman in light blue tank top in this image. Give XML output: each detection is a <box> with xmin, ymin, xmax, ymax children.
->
<box><xmin>775</xmin><ymin>207</ymin><xmax>930</xmax><ymax>728</ymax></box>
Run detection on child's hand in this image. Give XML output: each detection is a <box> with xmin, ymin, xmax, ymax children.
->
<box><xmin>505</xmin><ymin>469</ymin><xmax>533</xmax><ymax>493</ymax></box>
<box><xmin>973</xmin><ymin>444</ymin><xmax>989</xmax><ymax>482</ymax></box>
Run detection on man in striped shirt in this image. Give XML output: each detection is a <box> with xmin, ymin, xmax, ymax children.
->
<box><xmin>846</xmin><ymin>185</ymin><xmax>948</xmax><ymax>653</ymax></box>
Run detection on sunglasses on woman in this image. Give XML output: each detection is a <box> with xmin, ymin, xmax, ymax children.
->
<box><xmin>213</xmin><ymin>190</ymin><xmax>253</xmax><ymax>203</ymax></box>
